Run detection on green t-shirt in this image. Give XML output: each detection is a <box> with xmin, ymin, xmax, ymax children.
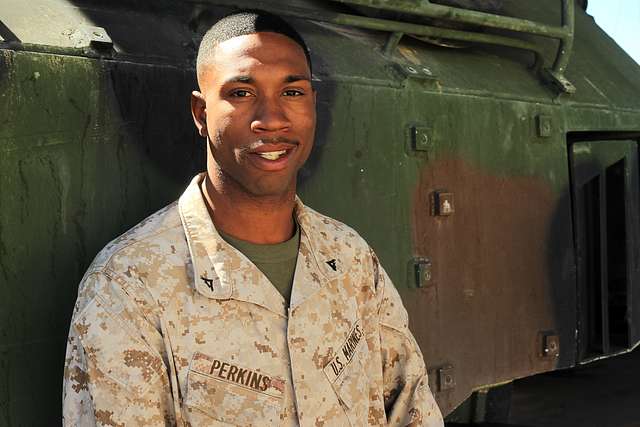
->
<box><xmin>217</xmin><ymin>223</ymin><xmax>300</xmax><ymax>304</ymax></box>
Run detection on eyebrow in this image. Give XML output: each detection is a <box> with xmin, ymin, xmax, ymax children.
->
<box><xmin>284</xmin><ymin>74</ymin><xmax>311</xmax><ymax>83</ymax></box>
<box><xmin>224</xmin><ymin>75</ymin><xmax>254</xmax><ymax>85</ymax></box>
<box><xmin>222</xmin><ymin>74</ymin><xmax>311</xmax><ymax>85</ymax></box>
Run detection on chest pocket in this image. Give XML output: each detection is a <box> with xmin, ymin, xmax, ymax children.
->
<box><xmin>323</xmin><ymin>321</ymin><xmax>371</xmax><ymax>426</ymax></box>
<box><xmin>185</xmin><ymin>352</ymin><xmax>284</xmax><ymax>426</ymax></box>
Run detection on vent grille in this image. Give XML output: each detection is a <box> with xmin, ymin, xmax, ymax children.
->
<box><xmin>570</xmin><ymin>140</ymin><xmax>638</xmax><ymax>361</ymax></box>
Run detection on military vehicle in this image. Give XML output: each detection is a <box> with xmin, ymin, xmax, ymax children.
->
<box><xmin>2</xmin><ymin>0</ymin><xmax>639</xmax><ymax>424</ymax></box>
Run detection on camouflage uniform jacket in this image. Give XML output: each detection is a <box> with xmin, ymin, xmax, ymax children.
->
<box><xmin>63</xmin><ymin>174</ymin><xmax>444</xmax><ymax>427</ymax></box>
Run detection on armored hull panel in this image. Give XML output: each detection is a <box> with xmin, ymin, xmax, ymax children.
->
<box><xmin>1</xmin><ymin>0</ymin><xmax>640</xmax><ymax>422</ymax></box>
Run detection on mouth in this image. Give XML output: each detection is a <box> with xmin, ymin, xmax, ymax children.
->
<box><xmin>244</xmin><ymin>139</ymin><xmax>299</xmax><ymax>171</ymax></box>
<box><xmin>257</xmin><ymin>149</ymin><xmax>288</xmax><ymax>161</ymax></box>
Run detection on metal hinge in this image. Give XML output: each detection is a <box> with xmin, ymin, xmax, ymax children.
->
<box><xmin>393</xmin><ymin>62</ymin><xmax>438</xmax><ymax>86</ymax></box>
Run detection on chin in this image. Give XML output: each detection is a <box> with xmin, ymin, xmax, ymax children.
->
<box><xmin>246</xmin><ymin>179</ymin><xmax>296</xmax><ymax>199</ymax></box>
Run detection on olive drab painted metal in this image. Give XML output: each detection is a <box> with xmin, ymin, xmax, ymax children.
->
<box><xmin>2</xmin><ymin>0</ymin><xmax>640</xmax><ymax>424</ymax></box>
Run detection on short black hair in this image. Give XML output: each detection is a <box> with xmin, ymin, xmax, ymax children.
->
<box><xmin>196</xmin><ymin>10</ymin><xmax>312</xmax><ymax>78</ymax></box>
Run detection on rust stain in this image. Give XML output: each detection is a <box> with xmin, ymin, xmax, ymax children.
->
<box><xmin>410</xmin><ymin>156</ymin><xmax>560</xmax><ymax>414</ymax></box>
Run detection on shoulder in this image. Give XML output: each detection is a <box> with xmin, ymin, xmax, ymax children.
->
<box><xmin>73</xmin><ymin>203</ymin><xmax>188</xmax><ymax>326</ymax></box>
<box><xmin>76</xmin><ymin>202</ymin><xmax>188</xmax><ymax>306</ymax></box>
<box><xmin>299</xmin><ymin>204</ymin><xmax>371</xmax><ymax>253</ymax></box>
<box><xmin>298</xmin><ymin>203</ymin><xmax>378</xmax><ymax>281</ymax></box>
<box><xmin>89</xmin><ymin>202</ymin><xmax>185</xmax><ymax>272</ymax></box>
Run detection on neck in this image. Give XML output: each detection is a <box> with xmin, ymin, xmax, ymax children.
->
<box><xmin>200</xmin><ymin>171</ymin><xmax>296</xmax><ymax>245</ymax></box>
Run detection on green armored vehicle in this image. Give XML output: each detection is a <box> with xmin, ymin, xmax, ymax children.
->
<box><xmin>1</xmin><ymin>0</ymin><xmax>639</xmax><ymax>423</ymax></box>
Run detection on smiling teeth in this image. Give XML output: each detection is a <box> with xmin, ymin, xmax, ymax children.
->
<box><xmin>258</xmin><ymin>150</ymin><xmax>287</xmax><ymax>160</ymax></box>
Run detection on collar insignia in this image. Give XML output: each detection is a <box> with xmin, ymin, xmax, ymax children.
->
<box><xmin>201</xmin><ymin>276</ymin><xmax>215</xmax><ymax>291</ymax></box>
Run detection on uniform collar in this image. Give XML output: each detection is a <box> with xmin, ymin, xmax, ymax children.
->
<box><xmin>178</xmin><ymin>173</ymin><xmax>346</xmax><ymax>314</ymax></box>
<box><xmin>290</xmin><ymin>200</ymin><xmax>347</xmax><ymax>309</ymax></box>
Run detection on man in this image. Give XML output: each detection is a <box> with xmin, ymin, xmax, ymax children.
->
<box><xmin>63</xmin><ymin>10</ymin><xmax>443</xmax><ymax>427</ymax></box>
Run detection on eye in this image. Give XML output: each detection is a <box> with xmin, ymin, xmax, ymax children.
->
<box><xmin>283</xmin><ymin>89</ymin><xmax>304</xmax><ymax>97</ymax></box>
<box><xmin>229</xmin><ymin>89</ymin><xmax>254</xmax><ymax>97</ymax></box>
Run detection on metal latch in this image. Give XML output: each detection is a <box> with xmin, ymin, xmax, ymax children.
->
<box><xmin>539</xmin><ymin>331</ymin><xmax>560</xmax><ymax>358</ymax></box>
<box><xmin>431</xmin><ymin>191</ymin><xmax>455</xmax><ymax>216</ymax></box>
<box><xmin>429</xmin><ymin>364</ymin><xmax>456</xmax><ymax>392</ymax></box>
<box><xmin>536</xmin><ymin>114</ymin><xmax>552</xmax><ymax>138</ymax></box>
<box><xmin>410</xmin><ymin>125</ymin><xmax>433</xmax><ymax>152</ymax></box>
<box><xmin>411</xmin><ymin>257</ymin><xmax>432</xmax><ymax>288</ymax></box>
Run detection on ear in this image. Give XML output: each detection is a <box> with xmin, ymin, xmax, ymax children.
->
<box><xmin>191</xmin><ymin>90</ymin><xmax>208</xmax><ymax>138</ymax></box>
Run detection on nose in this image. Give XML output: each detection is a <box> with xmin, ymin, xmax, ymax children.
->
<box><xmin>250</xmin><ymin>96</ymin><xmax>291</xmax><ymax>133</ymax></box>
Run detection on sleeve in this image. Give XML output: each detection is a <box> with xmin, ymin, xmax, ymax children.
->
<box><xmin>62</xmin><ymin>271</ymin><xmax>177</xmax><ymax>426</ymax></box>
<box><xmin>373</xmin><ymin>253</ymin><xmax>444</xmax><ymax>427</ymax></box>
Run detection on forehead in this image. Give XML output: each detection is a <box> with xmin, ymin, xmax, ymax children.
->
<box><xmin>209</xmin><ymin>32</ymin><xmax>309</xmax><ymax>77</ymax></box>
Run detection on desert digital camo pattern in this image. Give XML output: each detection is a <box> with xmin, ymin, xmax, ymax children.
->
<box><xmin>63</xmin><ymin>173</ymin><xmax>443</xmax><ymax>426</ymax></box>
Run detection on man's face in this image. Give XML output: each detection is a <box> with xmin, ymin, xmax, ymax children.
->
<box><xmin>192</xmin><ymin>32</ymin><xmax>316</xmax><ymax>198</ymax></box>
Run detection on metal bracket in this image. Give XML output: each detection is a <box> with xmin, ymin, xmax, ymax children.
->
<box><xmin>68</xmin><ymin>25</ymin><xmax>113</xmax><ymax>52</ymax></box>
<box><xmin>536</xmin><ymin>114</ymin><xmax>553</xmax><ymax>138</ymax></box>
<box><xmin>411</xmin><ymin>257</ymin><xmax>433</xmax><ymax>288</ymax></box>
<box><xmin>0</xmin><ymin>19</ymin><xmax>20</xmax><ymax>43</ymax></box>
<box><xmin>543</xmin><ymin>68</ymin><xmax>576</xmax><ymax>94</ymax></box>
<box><xmin>431</xmin><ymin>191</ymin><xmax>455</xmax><ymax>216</ymax></box>
<box><xmin>383</xmin><ymin>31</ymin><xmax>404</xmax><ymax>56</ymax></box>
<box><xmin>539</xmin><ymin>331</ymin><xmax>560</xmax><ymax>358</ymax></box>
<box><xmin>410</xmin><ymin>125</ymin><xmax>433</xmax><ymax>152</ymax></box>
<box><xmin>393</xmin><ymin>62</ymin><xmax>437</xmax><ymax>84</ymax></box>
<box><xmin>429</xmin><ymin>364</ymin><xmax>456</xmax><ymax>392</ymax></box>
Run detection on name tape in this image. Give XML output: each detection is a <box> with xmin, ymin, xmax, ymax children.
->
<box><xmin>191</xmin><ymin>352</ymin><xmax>284</xmax><ymax>398</ymax></box>
<box><xmin>323</xmin><ymin>320</ymin><xmax>364</xmax><ymax>384</ymax></box>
